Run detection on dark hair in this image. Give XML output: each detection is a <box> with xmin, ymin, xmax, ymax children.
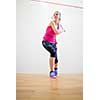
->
<box><xmin>59</xmin><ymin>17</ymin><xmax>61</xmax><ymax>21</ymax></box>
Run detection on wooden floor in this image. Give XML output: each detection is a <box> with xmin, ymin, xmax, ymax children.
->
<box><xmin>16</xmin><ymin>74</ymin><xmax>83</xmax><ymax>100</ymax></box>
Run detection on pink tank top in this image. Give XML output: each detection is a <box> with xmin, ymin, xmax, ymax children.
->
<box><xmin>43</xmin><ymin>26</ymin><xmax>56</xmax><ymax>43</ymax></box>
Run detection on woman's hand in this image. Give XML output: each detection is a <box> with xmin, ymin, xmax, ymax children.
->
<box><xmin>62</xmin><ymin>29</ymin><xmax>66</xmax><ymax>32</ymax></box>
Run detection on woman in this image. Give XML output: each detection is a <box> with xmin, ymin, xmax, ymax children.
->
<box><xmin>42</xmin><ymin>11</ymin><xmax>65</xmax><ymax>78</ymax></box>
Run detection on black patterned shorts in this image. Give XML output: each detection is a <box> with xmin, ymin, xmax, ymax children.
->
<box><xmin>42</xmin><ymin>41</ymin><xmax>58</xmax><ymax>64</ymax></box>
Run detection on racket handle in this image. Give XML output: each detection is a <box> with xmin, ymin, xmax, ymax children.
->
<box><xmin>60</xmin><ymin>24</ymin><xmax>66</xmax><ymax>32</ymax></box>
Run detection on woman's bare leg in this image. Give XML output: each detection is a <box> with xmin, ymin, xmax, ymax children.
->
<box><xmin>49</xmin><ymin>57</ymin><xmax>55</xmax><ymax>71</ymax></box>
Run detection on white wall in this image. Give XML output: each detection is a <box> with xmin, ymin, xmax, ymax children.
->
<box><xmin>16</xmin><ymin>0</ymin><xmax>83</xmax><ymax>74</ymax></box>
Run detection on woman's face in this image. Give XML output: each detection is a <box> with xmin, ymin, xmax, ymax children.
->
<box><xmin>54</xmin><ymin>12</ymin><xmax>60</xmax><ymax>22</ymax></box>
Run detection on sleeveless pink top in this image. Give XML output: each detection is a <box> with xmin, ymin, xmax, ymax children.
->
<box><xmin>43</xmin><ymin>26</ymin><xmax>56</xmax><ymax>43</ymax></box>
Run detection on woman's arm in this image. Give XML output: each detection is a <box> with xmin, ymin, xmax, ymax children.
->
<box><xmin>49</xmin><ymin>21</ymin><xmax>60</xmax><ymax>35</ymax></box>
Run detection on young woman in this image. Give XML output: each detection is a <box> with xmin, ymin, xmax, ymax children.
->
<box><xmin>42</xmin><ymin>11</ymin><xmax>65</xmax><ymax>78</ymax></box>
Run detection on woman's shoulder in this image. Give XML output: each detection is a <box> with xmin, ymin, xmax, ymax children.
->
<box><xmin>48</xmin><ymin>21</ymin><xmax>55</xmax><ymax>26</ymax></box>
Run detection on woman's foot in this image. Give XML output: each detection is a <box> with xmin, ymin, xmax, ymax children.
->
<box><xmin>49</xmin><ymin>71</ymin><xmax>56</xmax><ymax>78</ymax></box>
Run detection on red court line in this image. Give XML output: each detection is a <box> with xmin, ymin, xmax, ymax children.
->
<box><xmin>32</xmin><ymin>0</ymin><xmax>83</xmax><ymax>9</ymax></box>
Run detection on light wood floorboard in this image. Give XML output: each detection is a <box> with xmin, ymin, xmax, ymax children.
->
<box><xmin>16</xmin><ymin>74</ymin><xmax>83</xmax><ymax>100</ymax></box>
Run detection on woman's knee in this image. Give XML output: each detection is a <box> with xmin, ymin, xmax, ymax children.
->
<box><xmin>50</xmin><ymin>49</ymin><xmax>57</xmax><ymax>57</ymax></box>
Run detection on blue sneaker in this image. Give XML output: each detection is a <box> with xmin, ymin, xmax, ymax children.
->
<box><xmin>49</xmin><ymin>71</ymin><xmax>56</xmax><ymax>78</ymax></box>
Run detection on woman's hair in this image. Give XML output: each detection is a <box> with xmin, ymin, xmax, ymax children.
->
<box><xmin>52</xmin><ymin>11</ymin><xmax>61</xmax><ymax>21</ymax></box>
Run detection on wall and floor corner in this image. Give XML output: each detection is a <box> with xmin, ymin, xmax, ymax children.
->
<box><xmin>16</xmin><ymin>0</ymin><xmax>83</xmax><ymax>74</ymax></box>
